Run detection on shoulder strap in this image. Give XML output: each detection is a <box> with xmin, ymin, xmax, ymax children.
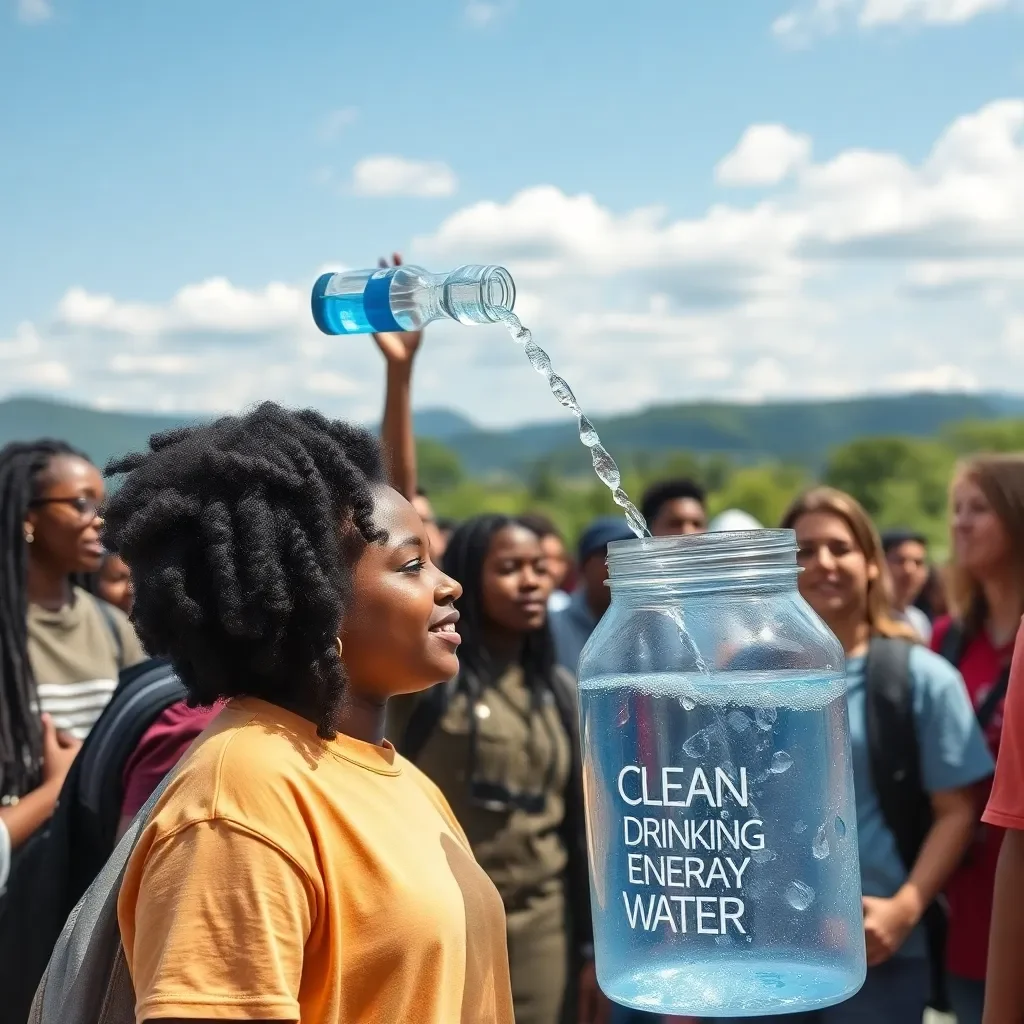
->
<box><xmin>864</xmin><ymin>636</ymin><xmax>932</xmax><ymax>872</ymax></box>
<box><xmin>91</xmin><ymin>597</ymin><xmax>124</xmax><ymax>669</ymax></box>
<box><xmin>937</xmin><ymin>620</ymin><xmax>966</xmax><ymax>669</ymax></box>
<box><xmin>977</xmin><ymin>665</ymin><xmax>1011</xmax><ymax>730</ymax></box>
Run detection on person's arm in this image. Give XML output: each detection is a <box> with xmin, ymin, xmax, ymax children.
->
<box><xmin>863</xmin><ymin>784</ymin><xmax>977</xmax><ymax>965</ymax></box>
<box><xmin>984</xmin><ymin>828</ymin><xmax>1024</xmax><ymax>1024</ymax></box>
<box><xmin>0</xmin><ymin>713</ymin><xmax>81</xmax><ymax>849</ymax></box>
<box><xmin>374</xmin><ymin>253</ymin><xmax>423</xmax><ymax>499</ymax></box>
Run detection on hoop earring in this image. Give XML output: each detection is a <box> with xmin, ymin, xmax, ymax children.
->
<box><xmin>335</xmin><ymin>637</ymin><xmax>343</xmax><ymax>658</ymax></box>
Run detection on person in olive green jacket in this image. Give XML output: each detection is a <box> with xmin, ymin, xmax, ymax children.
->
<box><xmin>389</xmin><ymin>513</ymin><xmax>607</xmax><ymax>1024</ymax></box>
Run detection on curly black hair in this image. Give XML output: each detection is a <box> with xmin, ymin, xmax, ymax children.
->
<box><xmin>103</xmin><ymin>402</ymin><xmax>386</xmax><ymax>739</ymax></box>
<box><xmin>442</xmin><ymin>514</ymin><xmax>556</xmax><ymax>700</ymax></box>
<box><xmin>640</xmin><ymin>477</ymin><xmax>707</xmax><ymax>525</ymax></box>
<box><xmin>0</xmin><ymin>439</ymin><xmax>90</xmax><ymax>797</ymax></box>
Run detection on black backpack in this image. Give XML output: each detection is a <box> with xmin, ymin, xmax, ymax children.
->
<box><xmin>0</xmin><ymin>657</ymin><xmax>187</xmax><ymax>1024</ymax></box>
<box><xmin>865</xmin><ymin>631</ymin><xmax>1008</xmax><ymax>1013</ymax></box>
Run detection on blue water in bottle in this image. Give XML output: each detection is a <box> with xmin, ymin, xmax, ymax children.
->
<box><xmin>578</xmin><ymin>532</ymin><xmax>866</xmax><ymax>1017</ymax></box>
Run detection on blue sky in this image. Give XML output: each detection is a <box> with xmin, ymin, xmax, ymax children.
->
<box><xmin>2</xmin><ymin>0</ymin><xmax>1023</xmax><ymax>425</ymax></box>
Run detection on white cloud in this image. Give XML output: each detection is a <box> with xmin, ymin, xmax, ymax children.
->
<box><xmin>774</xmin><ymin>0</ymin><xmax>1012</xmax><ymax>43</ymax></box>
<box><xmin>319</xmin><ymin>107</ymin><xmax>358</xmax><ymax>142</ymax></box>
<box><xmin>17</xmin><ymin>0</ymin><xmax>52</xmax><ymax>24</ymax></box>
<box><xmin>716</xmin><ymin>125</ymin><xmax>813</xmax><ymax>186</ymax></box>
<box><xmin>350</xmin><ymin>156</ymin><xmax>458</xmax><ymax>198</ymax></box>
<box><xmin>4</xmin><ymin>99</ymin><xmax>1024</xmax><ymax>427</ymax></box>
<box><xmin>464</xmin><ymin>1</ymin><xmax>511</xmax><ymax>27</ymax></box>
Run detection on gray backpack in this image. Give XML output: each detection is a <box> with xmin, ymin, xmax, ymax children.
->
<box><xmin>28</xmin><ymin>771</ymin><xmax>174</xmax><ymax>1024</ymax></box>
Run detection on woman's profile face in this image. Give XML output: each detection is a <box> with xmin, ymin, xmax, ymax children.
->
<box><xmin>341</xmin><ymin>485</ymin><xmax>463</xmax><ymax>700</ymax></box>
<box><xmin>951</xmin><ymin>475</ymin><xmax>1011</xmax><ymax>581</ymax></box>
<box><xmin>794</xmin><ymin>510</ymin><xmax>875</xmax><ymax>630</ymax></box>
<box><xmin>24</xmin><ymin>454</ymin><xmax>105</xmax><ymax>577</ymax></box>
<box><xmin>481</xmin><ymin>525</ymin><xmax>549</xmax><ymax>635</ymax></box>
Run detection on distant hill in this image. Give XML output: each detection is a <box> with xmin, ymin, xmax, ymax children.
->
<box><xmin>0</xmin><ymin>391</ymin><xmax>1019</xmax><ymax>478</ymax></box>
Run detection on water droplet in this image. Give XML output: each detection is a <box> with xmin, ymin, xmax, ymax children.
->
<box><xmin>755</xmin><ymin>707</ymin><xmax>778</xmax><ymax>731</ymax></box>
<box><xmin>617</xmin><ymin>704</ymin><xmax>630</xmax><ymax>727</ymax></box>
<box><xmin>720</xmin><ymin>808</ymin><xmax>731</xmax><ymax>820</ymax></box>
<box><xmin>727</xmin><ymin>710</ymin><xmax>751</xmax><ymax>733</ymax></box>
<box><xmin>793</xmin><ymin>820</ymin><xmax>807</xmax><ymax>834</ymax></box>
<box><xmin>769</xmin><ymin>751</ymin><xmax>794</xmax><ymax>774</ymax></box>
<box><xmin>682</xmin><ymin>728</ymin><xmax>712</xmax><ymax>759</ymax></box>
<box><xmin>812</xmin><ymin>826</ymin><xmax>830</xmax><ymax>860</ymax></box>
<box><xmin>784</xmin><ymin>880</ymin><xmax>815</xmax><ymax>911</ymax></box>
<box><xmin>578</xmin><ymin>415</ymin><xmax>599</xmax><ymax>447</ymax></box>
<box><xmin>834</xmin><ymin>815</ymin><xmax>847</xmax><ymax>838</ymax></box>
<box><xmin>751</xmin><ymin>847</ymin><xmax>776</xmax><ymax>865</ymax></box>
<box><xmin>678</xmin><ymin>694</ymin><xmax>696</xmax><ymax>711</ymax></box>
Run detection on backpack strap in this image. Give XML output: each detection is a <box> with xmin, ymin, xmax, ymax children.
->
<box><xmin>864</xmin><ymin>635</ymin><xmax>932</xmax><ymax>871</ymax></box>
<box><xmin>936</xmin><ymin>620</ymin><xmax>966</xmax><ymax>670</ymax></box>
<box><xmin>934</xmin><ymin>619</ymin><xmax>1008</xmax><ymax>731</ymax></box>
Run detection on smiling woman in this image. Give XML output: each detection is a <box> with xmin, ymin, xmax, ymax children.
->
<box><xmin>0</xmin><ymin>439</ymin><xmax>144</xmax><ymax>865</ymax></box>
<box><xmin>102</xmin><ymin>403</ymin><xmax>514</xmax><ymax>1024</ymax></box>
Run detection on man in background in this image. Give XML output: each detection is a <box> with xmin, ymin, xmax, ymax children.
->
<box><xmin>641</xmin><ymin>478</ymin><xmax>708</xmax><ymax>537</ymax></box>
<box><xmin>882</xmin><ymin>528</ymin><xmax>933</xmax><ymax>642</ymax></box>
<box><xmin>550</xmin><ymin>517</ymin><xmax>634</xmax><ymax>675</ymax></box>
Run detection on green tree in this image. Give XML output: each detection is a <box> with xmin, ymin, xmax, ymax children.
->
<box><xmin>943</xmin><ymin>419</ymin><xmax>1024</xmax><ymax>455</ymax></box>
<box><xmin>415</xmin><ymin>438</ymin><xmax>464</xmax><ymax>494</ymax></box>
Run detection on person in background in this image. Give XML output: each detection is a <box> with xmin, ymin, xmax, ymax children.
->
<box><xmin>770</xmin><ymin>487</ymin><xmax>992</xmax><ymax>1024</ymax></box>
<box><xmin>437</xmin><ymin>514</ymin><xmax>458</xmax><ymax>553</ymax></box>
<box><xmin>916</xmin><ymin>564</ymin><xmax>950</xmax><ymax>623</ymax></box>
<box><xmin>981</xmin><ymin>621</ymin><xmax>1024</xmax><ymax>1024</ymax></box>
<box><xmin>882</xmin><ymin>528</ymin><xmax>933</xmax><ymax>642</ymax></box>
<box><xmin>549</xmin><ymin>517</ymin><xmax>634</xmax><ymax>675</ymax></box>
<box><xmin>110</xmin><ymin>403</ymin><xmax>516</xmax><ymax>1023</ymax></box>
<box><xmin>388</xmin><ymin>514</ymin><xmax>605</xmax><ymax>1024</ymax></box>
<box><xmin>708</xmin><ymin>508</ymin><xmax>762</xmax><ymax>532</ymax></box>
<box><xmin>641</xmin><ymin>478</ymin><xmax>708</xmax><ymax>537</ymax></box>
<box><xmin>520</xmin><ymin>512</ymin><xmax>573</xmax><ymax>613</ymax></box>
<box><xmin>931</xmin><ymin>455</ymin><xmax>1024</xmax><ymax>1024</ymax></box>
<box><xmin>78</xmin><ymin>549</ymin><xmax>135</xmax><ymax>616</ymax></box>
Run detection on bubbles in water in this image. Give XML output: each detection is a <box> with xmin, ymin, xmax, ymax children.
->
<box><xmin>500</xmin><ymin>312</ymin><xmax>648</xmax><ymax>538</ymax></box>
<box><xmin>715</xmin><ymin>933</ymin><xmax>735</xmax><ymax>947</ymax></box>
<box><xmin>835</xmin><ymin>815</ymin><xmax>847</xmax><ymax>838</ymax></box>
<box><xmin>793</xmin><ymin>820</ymin><xmax>807</xmax><ymax>834</ymax></box>
<box><xmin>750</xmin><ymin>847</ymin><xmax>776</xmax><ymax>865</ymax></box>
<box><xmin>785</xmin><ymin>881</ymin><xmax>816</xmax><ymax>911</ymax></box>
<box><xmin>755</xmin><ymin>706</ymin><xmax>778</xmax><ymax>731</ymax></box>
<box><xmin>769</xmin><ymin>751</ymin><xmax>794</xmax><ymax>774</ymax></box>
<box><xmin>617</xmin><ymin>703</ymin><xmax>630</xmax><ymax>727</ymax></box>
<box><xmin>812</xmin><ymin>826</ymin><xmax>830</xmax><ymax>860</ymax></box>
<box><xmin>682</xmin><ymin>727</ymin><xmax>712</xmax><ymax>759</ymax></box>
<box><xmin>727</xmin><ymin>710</ymin><xmax>751</xmax><ymax>733</ymax></box>
<box><xmin>678</xmin><ymin>694</ymin><xmax>696</xmax><ymax>711</ymax></box>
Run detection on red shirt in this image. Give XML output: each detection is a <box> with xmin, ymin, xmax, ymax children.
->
<box><xmin>984</xmin><ymin>622</ymin><xmax>1024</xmax><ymax>830</ymax></box>
<box><xmin>120</xmin><ymin>700</ymin><xmax>223</xmax><ymax>821</ymax></box>
<box><xmin>931</xmin><ymin>616</ymin><xmax>1010</xmax><ymax>980</ymax></box>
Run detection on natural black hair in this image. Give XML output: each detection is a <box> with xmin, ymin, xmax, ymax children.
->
<box><xmin>640</xmin><ymin>477</ymin><xmax>707</xmax><ymax>525</ymax></box>
<box><xmin>880</xmin><ymin>527</ymin><xmax>928</xmax><ymax>554</ymax></box>
<box><xmin>0</xmin><ymin>439</ymin><xmax>90</xmax><ymax>797</ymax></box>
<box><xmin>442</xmin><ymin>514</ymin><xmax>556</xmax><ymax>699</ymax></box>
<box><xmin>102</xmin><ymin>402</ymin><xmax>386</xmax><ymax>739</ymax></box>
<box><xmin>517</xmin><ymin>511</ymin><xmax>562</xmax><ymax>541</ymax></box>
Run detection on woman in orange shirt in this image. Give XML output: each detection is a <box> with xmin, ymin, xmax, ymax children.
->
<box><xmin>108</xmin><ymin>403</ymin><xmax>515</xmax><ymax>1024</ymax></box>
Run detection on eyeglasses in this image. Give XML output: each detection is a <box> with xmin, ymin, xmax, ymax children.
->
<box><xmin>29</xmin><ymin>496</ymin><xmax>103</xmax><ymax>521</ymax></box>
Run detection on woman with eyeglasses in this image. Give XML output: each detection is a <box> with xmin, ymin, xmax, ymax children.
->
<box><xmin>0</xmin><ymin>440</ymin><xmax>144</xmax><ymax>866</ymax></box>
<box><xmin>389</xmin><ymin>514</ymin><xmax>605</xmax><ymax>1024</ymax></box>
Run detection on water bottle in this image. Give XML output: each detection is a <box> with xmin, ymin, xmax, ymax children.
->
<box><xmin>578</xmin><ymin>530</ymin><xmax>865</xmax><ymax>1017</ymax></box>
<box><xmin>311</xmin><ymin>263</ymin><xmax>515</xmax><ymax>336</ymax></box>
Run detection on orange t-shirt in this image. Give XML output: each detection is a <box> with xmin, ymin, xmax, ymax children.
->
<box><xmin>984</xmin><ymin>621</ymin><xmax>1024</xmax><ymax>831</ymax></box>
<box><xmin>118</xmin><ymin>697</ymin><xmax>514</xmax><ymax>1024</ymax></box>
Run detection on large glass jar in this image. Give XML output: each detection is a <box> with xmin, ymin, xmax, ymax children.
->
<box><xmin>577</xmin><ymin>530</ymin><xmax>865</xmax><ymax>1017</ymax></box>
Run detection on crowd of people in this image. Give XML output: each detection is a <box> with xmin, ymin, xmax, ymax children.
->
<box><xmin>1</xmin><ymin>300</ymin><xmax>1023</xmax><ymax>1024</ymax></box>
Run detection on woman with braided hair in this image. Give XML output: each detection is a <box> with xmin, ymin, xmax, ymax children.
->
<box><xmin>0</xmin><ymin>439</ymin><xmax>143</xmax><ymax>878</ymax></box>
<box><xmin>111</xmin><ymin>402</ymin><xmax>514</xmax><ymax>1024</ymax></box>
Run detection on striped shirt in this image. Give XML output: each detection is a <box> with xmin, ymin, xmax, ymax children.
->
<box><xmin>27</xmin><ymin>587</ymin><xmax>145</xmax><ymax>741</ymax></box>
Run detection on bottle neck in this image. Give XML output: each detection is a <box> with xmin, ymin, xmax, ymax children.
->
<box><xmin>429</xmin><ymin>265</ymin><xmax>515</xmax><ymax>325</ymax></box>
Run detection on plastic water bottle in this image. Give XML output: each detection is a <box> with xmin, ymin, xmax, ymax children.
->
<box><xmin>578</xmin><ymin>529</ymin><xmax>865</xmax><ymax>1017</ymax></box>
<box><xmin>311</xmin><ymin>264</ymin><xmax>515</xmax><ymax>335</ymax></box>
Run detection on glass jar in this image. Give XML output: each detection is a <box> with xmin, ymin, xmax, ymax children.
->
<box><xmin>577</xmin><ymin>530</ymin><xmax>865</xmax><ymax>1017</ymax></box>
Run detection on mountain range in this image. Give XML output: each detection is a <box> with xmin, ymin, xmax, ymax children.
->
<box><xmin>2</xmin><ymin>391</ymin><xmax>1022</xmax><ymax>479</ymax></box>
